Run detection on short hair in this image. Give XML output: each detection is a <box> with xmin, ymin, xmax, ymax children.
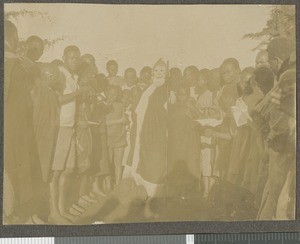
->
<box><xmin>26</xmin><ymin>35</ymin><xmax>44</xmax><ymax>46</ymax></box>
<box><xmin>207</xmin><ymin>68</ymin><xmax>221</xmax><ymax>88</ymax></box>
<box><xmin>242</xmin><ymin>66</ymin><xmax>255</xmax><ymax>76</ymax></box>
<box><xmin>51</xmin><ymin>59</ymin><xmax>63</xmax><ymax>67</ymax></box>
<box><xmin>81</xmin><ymin>53</ymin><xmax>96</xmax><ymax>63</ymax></box>
<box><xmin>252</xmin><ymin>67</ymin><xmax>274</xmax><ymax>95</ymax></box>
<box><xmin>106</xmin><ymin>60</ymin><xmax>118</xmax><ymax>69</ymax></box>
<box><xmin>184</xmin><ymin>65</ymin><xmax>199</xmax><ymax>75</ymax></box>
<box><xmin>63</xmin><ymin>45</ymin><xmax>80</xmax><ymax>56</ymax></box>
<box><xmin>267</xmin><ymin>37</ymin><xmax>295</xmax><ymax>61</ymax></box>
<box><xmin>38</xmin><ymin>62</ymin><xmax>58</xmax><ymax>79</ymax></box>
<box><xmin>125</xmin><ymin>67</ymin><xmax>136</xmax><ymax>75</ymax></box>
<box><xmin>4</xmin><ymin>20</ymin><xmax>17</xmax><ymax>43</ymax></box>
<box><xmin>198</xmin><ymin>68</ymin><xmax>210</xmax><ymax>81</ymax></box>
<box><xmin>221</xmin><ymin>58</ymin><xmax>241</xmax><ymax>71</ymax></box>
<box><xmin>140</xmin><ymin>66</ymin><xmax>152</xmax><ymax>76</ymax></box>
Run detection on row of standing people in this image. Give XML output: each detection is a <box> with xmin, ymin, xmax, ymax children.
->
<box><xmin>4</xmin><ymin>19</ymin><xmax>296</xmax><ymax>224</ymax></box>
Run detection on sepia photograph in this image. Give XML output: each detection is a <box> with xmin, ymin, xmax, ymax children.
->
<box><xmin>3</xmin><ymin>3</ymin><xmax>296</xmax><ymax>225</ymax></box>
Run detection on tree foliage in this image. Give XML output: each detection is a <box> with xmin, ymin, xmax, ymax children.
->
<box><xmin>243</xmin><ymin>5</ymin><xmax>295</xmax><ymax>51</ymax></box>
<box><xmin>5</xmin><ymin>9</ymin><xmax>66</xmax><ymax>51</ymax></box>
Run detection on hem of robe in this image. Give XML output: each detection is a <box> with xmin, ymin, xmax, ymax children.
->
<box><xmin>122</xmin><ymin>165</ymin><xmax>163</xmax><ymax>198</ymax></box>
<box><xmin>126</xmin><ymin>83</ymin><xmax>164</xmax><ymax>197</ymax></box>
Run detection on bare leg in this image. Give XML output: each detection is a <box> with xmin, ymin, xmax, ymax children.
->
<box><xmin>202</xmin><ymin>176</ymin><xmax>209</xmax><ymax>199</ymax></box>
<box><xmin>79</xmin><ymin>173</ymin><xmax>88</xmax><ymax>197</ymax></box>
<box><xmin>105</xmin><ymin>146</ymin><xmax>114</xmax><ymax>190</ymax></box>
<box><xmin>113</xmin><ymin>147</ymin><xmax>125</xmax><ymax>186</ymax></box>
<box><xmin>58</xmin><ymin>168</ymin><xmax>76</xmax><ymax>221</ymax></box>
<box><xmin>49</xmin><ymin>171</ymin><xmax>71</xmax><ymax>224</ymax></box>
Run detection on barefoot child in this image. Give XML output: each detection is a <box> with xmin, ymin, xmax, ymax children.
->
<box><xmin>105</xmin><ymin>85</ymin><xmax>128</xmax><ymax>186</ymax></box>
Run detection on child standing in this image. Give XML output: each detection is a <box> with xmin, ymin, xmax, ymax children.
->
<box><xmin>105</xmin><ymin>85</ymin><xmax>127</xmax><ymax>186</ymax></box>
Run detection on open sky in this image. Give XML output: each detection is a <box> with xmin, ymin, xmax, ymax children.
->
<box><xmin>5</xmin><ymin>3</ymin><xmax>273</xmax><ymax>75</ymax></box>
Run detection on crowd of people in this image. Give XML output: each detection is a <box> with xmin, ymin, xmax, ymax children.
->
<box><xmin>4</xmin><ymin>19</ymin><xmax>296</xmax><ymax>225</ymax></box>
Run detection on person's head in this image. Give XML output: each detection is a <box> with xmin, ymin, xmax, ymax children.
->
<box><xmin>106</xmin><ymin>60</ymin><xmax>118</xmax><ymax>77</ymax></box>
<box><xmin>238</xmin><ymin>66</ymin><xmax>255</xmax><ymax>96</ymax></box>
<box><xmin>81</xmin><ymin>53</ymin><xmax>98</xmax><ymax>75</ymax></box>
<box><xmin>38</xmin><ymin>63</ymin><xmax>63</xmax><ymax>90</ymax></box>
<box><xmin>250</xmin><ymin>66</ymin><xmax>274</xmax><ymax>96</ymax></box>
<box><xmin>267</xmin><ymin>37</ymin><xmax>295</xmax><ymax>74</ymax></box>
<box><xmin>255</xmin><ymin>50</ymin><xmax>269</xmax><ymax>68</ymax></box>
<box><xmin>183</xmin><ymin>65</ymin><xmax>199</xmax><ymax>87</ymax></box>
<box><xmin>121</xmin><ymin>89</ymin><xmax>133</xmax><ymax>107</ymax></box>
<box><xmin>220</xmin><ymin>58</ymin><xmax>241</xmax><ymax>84</ymax></box>
<box><xmin>168</xmin><ymin>67</ymin><xmax>183</xmax><ymax>90</ymax></box>
<box><xmin>124</xmin><ymin>68</ymin><xmax>138</xmax><ymax>86</ymax></box>
<box><xmin>152</xmin><ymin>59</ymin><xmax>167</xmax><ymax>80</ymax></box>
<box><xmin>106</xmin><ymin>85</ymin><xmax>121</xmax><ymax>103</ymax></box>
<box><xmin>207</xmin><ymin>68</ymin><xmax>221</xmax><ymax>91</ymax></box>
<box><xmin>95</xmin><ymin>73</ymin><xmax>109</xmax><ymax>93</ymax></box>
<box><xmin>198</xmin><ymin>68</ymin><xmax>210</xmax><ymax>88</ymax></box>
<box><xmin>4</xmin><ymin>20</ymin><xmax>19</xmax><ymax>51</ymax></box>
<box><xmin>169</xmin><ymin>67</ymin><xmax>183</xmax><ymax>80</ymax></box>
<box><xmin>176</xmin><ymin>84</ymin><xmax>189</xmax><ymax>103</ymax></box>
<box><xmin>25</xmin><ymin>35</ymin><xmax>44</xmax><ymax>62</ymax></box>
<box><xmin>78</xmin><ymin>62</ymin><xmax>95</xmax><ymax>86</ymax></box>
<box><xmin>63</xmin><ymin>45</ymin><xmax>81</xmax><ymax>73</ymax></box>
<box><xmin>278</xmin><ymin>69</ymin><xmax>296</xmax><ymax>108</ymax></box>
<box><xmin>51</xmin><ymin>59</ymin><xmax>64</xmax><ymax>67</ymax></box>
<box><xmin>139</xmin><ymin>66</ymin><xmax>152</xmax><ymax>83</ymax></box>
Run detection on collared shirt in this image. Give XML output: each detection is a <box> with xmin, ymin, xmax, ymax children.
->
<box><xmin>59</xmin><ymin>66</ymin><xmax>79</xmax><ymax>127</ymax></box>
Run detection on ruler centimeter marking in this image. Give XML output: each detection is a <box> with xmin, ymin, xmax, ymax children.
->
<box><xmin>194</xmin><ymin>233</ymin><xmax>300</xmax><ymax>243</ymax></box>
<box><xmin>1</xmin><ymin>233</ymin><xmax>300</xmax><ymax>244</ymax></box>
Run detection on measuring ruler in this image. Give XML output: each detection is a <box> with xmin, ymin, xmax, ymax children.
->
<box><xmin>1</xmin><ymin>233</ymin><xmax>300</xmax><ymax>244</ymax></box>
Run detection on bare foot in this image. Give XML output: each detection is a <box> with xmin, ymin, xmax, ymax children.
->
<box><xmin>82</xmin><ymin>195</ymin><xmax>98</xmax><ymax>204</ymax></box>
<box><xmin>78</xmin><ymin>198</ymin><xmax>90</xmax><ymax>209</ymax></box>
<box><xmin>72</xmin><ymin>203</ymin><xmax>86</xmax><ymax>213</ymax></box>
<box><xmin>69</xmin><ymin>207</ymin><xmax>82</xmax><ymax>216</ymax></box>
<box><xmin>61</xmin><ymin>212</ymin><xmax>77</xmax><ymax>223</ymax></box>
<box><xmin>89</xmin><ymin>192</ymin><xmax>97</xmax><ymax>199</ymax></box>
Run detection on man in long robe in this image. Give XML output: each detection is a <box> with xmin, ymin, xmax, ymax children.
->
<box><xmin>4</xmin><ymin>20</ymin><xmax>44</xmax><ymax>223</ymax></box>
<box><xmin>126</xmin><ymin>59</ymin><xmax>168</xmax><ymax>198</ymax></box>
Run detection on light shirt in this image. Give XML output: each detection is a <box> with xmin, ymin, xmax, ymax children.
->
<box><xmin>190</xmin><ymin>86</ymin><xmax>198</xmax><ymax>101</ymax></box>
<box><xmin>197</xmin><ymin>90</ymin><xmax>213</xmax><ymax>109</ymax></box>
<box><xmin>59</xmin><ymin>66</ymin><xmax>79</xmax><ymax>127</ymax></box>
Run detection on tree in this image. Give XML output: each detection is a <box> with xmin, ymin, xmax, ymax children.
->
<box><xmin>243</xmin><ymin>5</ymin><xmax>295</xmax><ymax>51</ymax></box>
<box><xmin>5</xmin><ymin>9</ymin><xmax>66</xmax><ymax>53</ymax></box>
